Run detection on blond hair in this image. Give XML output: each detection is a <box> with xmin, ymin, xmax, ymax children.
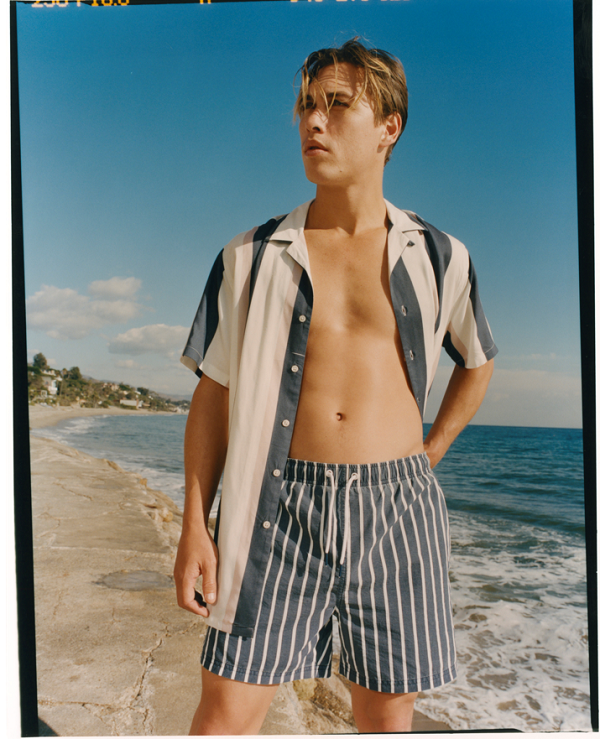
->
<box><xmin>294</xmin><ymin>37</ymin><xmax>408</xmax><ymax>165</ymax></box>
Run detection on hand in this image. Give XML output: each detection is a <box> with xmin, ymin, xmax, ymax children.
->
<box><xmin>173</xmin><ymin>526</ymin><xmax>219</xmax><ymax>618</ymax></box>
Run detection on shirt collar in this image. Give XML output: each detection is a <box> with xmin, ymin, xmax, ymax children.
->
<box><xmin>384</xmin><ymin>199</ymin><xmax>429</xmax><ymax>234</ymax></box>
<box><xmin>267</xmin><ymin>198</ymin><xmax>429</xmax><ymax>276</ymax></box>
<box><xmin>268</xmin><ymin>200</ymin><xmax>313</xmax><ymax>276</ymax></box>
<box><xmin>384</xmin><ymin>199</ymin><xmax>429</xmax><ymax>270</ymax></box>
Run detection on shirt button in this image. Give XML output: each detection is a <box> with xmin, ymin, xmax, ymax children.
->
<box><xmin>282</xmin><ymin>419</ymin><xmax>290</xmax><ymax>427</ymax></box>
<box><xmin>409</xmin><ymin>350</ymin><xmax>414</xmax><ymax>360</ymax></box>
<box><xmin>272</xmin><ymin>469</ymin><xmax>281</xmax><ymax>477</ymax></box>
<box><xmin>299</xmin><ymin>315</ymin><xmax>306</xmax><ymax>323</ymax></box>
<box><xmin>291</xmin><ymin>365</ymin><xmax>299</xmax><ymax>373</ymax></box>
<box><xmin>262</xmin><ymin>521</ymin><xmax>271</xmax><ymax>529</ymax></box>
<box><xmin>401</xmin><ymin>305</ymin><xmax>407</xmax><ymax>316</ymax></box>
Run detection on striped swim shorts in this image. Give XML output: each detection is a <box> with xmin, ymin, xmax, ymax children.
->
<box><xmin>201</xmin><ymin>453</ymin><xmax>457</xmax><ymax>693</ymax></box>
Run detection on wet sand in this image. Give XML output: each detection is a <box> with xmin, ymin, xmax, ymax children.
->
<box><xmin>29</xmin><ymin>404</ymin><xmax>450</xmax><ymax>735</ymax></box>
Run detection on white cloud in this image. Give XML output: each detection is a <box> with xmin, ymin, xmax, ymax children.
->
<box><xmin>524</xmin><ymin>353</ymin><xmax>558</xmax><ymax>361</ymax></box>
<box><xmin>425</xmin><ymin>365</ymin><xmax>582</xmax><ymax>428</ymax></box>
<box><xmin>26</xmin><ymin>279</ymin><xmax>143</xmax><ymax>340</ymax></box>
<box><xmin>115</xmin><ymin>359</ymin><xmax>141</xmax><ymax>369</ymax></box>
<box><xmin>88</xmin><ymin>276</ymin><xmax>142</xmax><ymax>300</ymax></box>
<box><xmin>108</xmin><ymin>324</ymin><xmax>189</xmax><ymax>358</ymax></box>
<box><xmin>482</xmin><ymin>368</ymin><xmax>582</xmax><ymax>427</ymax></box>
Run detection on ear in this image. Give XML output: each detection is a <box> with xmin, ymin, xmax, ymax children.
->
<box><xmin>380</xmin><ymin>113</ymin><xmax>402</xmax><ymax>147</ymax></box>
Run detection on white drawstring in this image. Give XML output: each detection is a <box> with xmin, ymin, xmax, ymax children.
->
<box><xmin>324</xmin><ymin>469</ymin><xmax>359</xmax><ymax>566</ymax></box>
<box><xmin>340</xmin><ymin>472</ymin><xmax>358</xmax><ymax>565</ymax></box>
<box><xmin>324</xmin><ymin>469</ymin><xmax>336</xmax><ymax>557</ymax></box>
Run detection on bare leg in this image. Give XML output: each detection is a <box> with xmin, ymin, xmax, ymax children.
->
<box><xmin>351</xmin><ymin>683</ymin><xmax>418</xmax><ymax>733</ymax></box>
<box><xmin>189</xmin><ymin>667</ymin><xmax>279</xmax><ymax>735</ymax></box>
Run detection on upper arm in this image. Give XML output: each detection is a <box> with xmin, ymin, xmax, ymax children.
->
<box><xmin>443</xmin><ymin>251</ymin><xmax>498</xmax><ymax>369</ymax></box>
<box><xmin>188</xmin><ymin>374</ymin><xmax>229</xmax><ymax>431</ymax></box>
<box><xmin>185</xmin><ymin>375</ymin><xmax>229</xmax><ymax>483</ymax></box>
<box><xmin>181</xmin><ymin>249</ymin><xmax>234</xmax><ymax>387</ymax></box>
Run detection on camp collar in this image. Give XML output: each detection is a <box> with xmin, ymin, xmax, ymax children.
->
<box><xmin>269</xmin><ymin>199</ymin><xmax>429</xmax><ymax>279</ymax></box>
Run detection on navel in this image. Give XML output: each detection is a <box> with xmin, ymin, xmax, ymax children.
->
<box><xmin>336</xmin><ymin>412</ymin><xmax>344</xmax><ymax>421</ymax></box>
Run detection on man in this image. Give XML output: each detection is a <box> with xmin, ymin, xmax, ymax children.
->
<box><xmin>175</xmin><ymin>38</ymin><xmax>497</xmax><ymax>734</ymax></box>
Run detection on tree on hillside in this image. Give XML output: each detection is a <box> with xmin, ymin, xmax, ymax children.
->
<box><xmin>69</xmin><ymin>367</ymin><xmax>82</xmax><ymax>381</ymax></box>
<box><xmin>32</xmin><ymin>353</ymin><xmax>48</xmax><ymax>372</ymax></box>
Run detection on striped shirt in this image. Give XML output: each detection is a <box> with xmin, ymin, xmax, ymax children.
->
<box><xmin>181</xmin><ymin>199</ymin><xmax>498</xmax><ymax>637</ymax></box>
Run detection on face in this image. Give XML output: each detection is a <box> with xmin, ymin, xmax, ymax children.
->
<box><xmin>298</xmin><ymin>62</ymin><xmax>399</xmax><ymax>187</ymax></box>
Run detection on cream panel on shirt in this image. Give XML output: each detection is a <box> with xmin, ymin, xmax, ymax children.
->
<box><xmin>207</xmin><ymin>241</ymin><xmax>302</xmax><ymax>631</ymax></box>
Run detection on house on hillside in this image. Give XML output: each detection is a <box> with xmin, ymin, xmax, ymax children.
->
<box><xmin>119</xmin><ymin>399</ymin><xmax>144</xmax><ymax>409</ymax></box>
<box><xmin>41</xmin><ymin>376</ymin><xmax>59</xmax><ymax>396</ymax></box>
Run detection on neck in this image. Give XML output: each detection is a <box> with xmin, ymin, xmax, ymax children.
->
<box><xmin>307</xmin><ymin>182</ymin><xmax>388</xmax><ymax>235</ymax></box>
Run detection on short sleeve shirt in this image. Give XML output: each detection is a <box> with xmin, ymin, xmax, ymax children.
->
<box><xmin>181</xmin><ymin>199</ymin><xmax>498</xmax><ymax>637</ymax></box>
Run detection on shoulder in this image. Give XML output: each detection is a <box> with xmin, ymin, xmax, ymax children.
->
<box><xmin>401</xmin><ymin>208</ymin><xmax>471</xmax><ymax>271</ymax></box>
<box><xmin>220</xmin><ymin>213</ymin><xmax>289</xmax><ymax>263</ymax></box>
<box><xmin>219</xmin><ymin>201</ymin><xmax>312</xmax><ymax>274</ymax></box>
<box><xmin>220</xmin><ymin>219</ymin><xmax>279</xmax><ymax>256</ymax></box>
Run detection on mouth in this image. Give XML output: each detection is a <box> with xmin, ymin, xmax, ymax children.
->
<box><xmin>304</xmin><ymin>141</ymin><xmax>327</xmax><ymax>155</ymax></box>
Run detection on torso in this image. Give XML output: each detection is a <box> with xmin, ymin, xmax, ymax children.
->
<box><xmin>288</xmin><ymin>223</ymin><xmax>424</xmax><ymax>464</ymax></box>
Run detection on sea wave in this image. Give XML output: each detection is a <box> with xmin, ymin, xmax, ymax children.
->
<box><xmin>417</xmin><ymin>511</ymin><xmax>590</xmax><ymax>731</ymax></box>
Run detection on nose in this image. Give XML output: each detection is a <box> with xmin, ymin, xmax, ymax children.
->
<box><xmin>303</xmin><ymin>105</ymin><xmax>327</xmax><ymax>132</ymax></box>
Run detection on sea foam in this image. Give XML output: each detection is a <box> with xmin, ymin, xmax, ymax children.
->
<box><xmin>416</xmin><ymin>511</ymin><xmax>590</xmax><ymax>731</ymax></box>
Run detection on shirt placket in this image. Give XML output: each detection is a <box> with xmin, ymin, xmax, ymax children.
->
<box><xmin>232</xmin><ymin>266</ymin><xmax>314</xmax><ymax>635</ymax></box>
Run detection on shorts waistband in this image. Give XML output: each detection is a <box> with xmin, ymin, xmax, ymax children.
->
<box><xmin>284</xmin><ymin>453</ymin><xmax>431</xmax><ymax>486</ymax></box>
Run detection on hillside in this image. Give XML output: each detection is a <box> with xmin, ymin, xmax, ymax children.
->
<box><xmin>27</xmin><ymin>353</ymin><xmax>190</xmax><ymax>413</ymax></box>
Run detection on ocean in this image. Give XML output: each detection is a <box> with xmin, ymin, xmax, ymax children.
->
<box><xmin>33</xmin><ymin>417</ymin><xmax>591</xmax><ymax>731</ymax></box>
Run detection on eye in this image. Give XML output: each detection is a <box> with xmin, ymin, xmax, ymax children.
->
<box><xmin>299</xmin><ymin>99</ymin><xmax>315</xmax><ymax>113</ymax></box>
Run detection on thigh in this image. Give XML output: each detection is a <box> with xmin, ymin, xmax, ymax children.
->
<box><xmin>190</xmin><ymin>667</ymin><xmax>279</xmax><ymax>735</ymax></box>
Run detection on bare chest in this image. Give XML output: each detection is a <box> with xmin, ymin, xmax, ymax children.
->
<box><xmin>304</xmin><ymin>228</ymin><xmax>398</xmax><ymax>335</ymax></box>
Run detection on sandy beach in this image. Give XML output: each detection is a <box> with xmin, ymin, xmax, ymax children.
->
<box><xmin>30</xmin><ymin>405</ymin><xmax>450</xmax><ymax>735</ymax></box>
<box><xmin>28</xmin><ymin>404</ymin><xmax>181</xmax><ymax>430</ymax></box>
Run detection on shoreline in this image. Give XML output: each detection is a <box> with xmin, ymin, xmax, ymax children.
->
<box><xmin>29</xmin><ymin>404</ymin><xmax>451</xmax><ymax>734</ymax></box>
<box><xmin>28</xmin><ymin>403</ymin><xmax>184</xmax><ymax>430</ymax></box>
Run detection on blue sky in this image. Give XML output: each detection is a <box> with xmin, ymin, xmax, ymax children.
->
<box><xmin>16</xmin><ymin>0</ymin><xmax>582</xmax><ymax>427</ymax></box>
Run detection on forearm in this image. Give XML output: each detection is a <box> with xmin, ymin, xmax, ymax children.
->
<box><xmin>183</xmin><ymin>375</ymin><xmax>229</xmax><ymax>531</ymax></box>
<box><xmin>424</xmin><ymin>359</ymin><xmax>494</xmax><ymax>467</ymax></box>
<box><xmin>175</xmin><ymin>374</ymin><xmax>228</xmax><ymax>616</ymax></box>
